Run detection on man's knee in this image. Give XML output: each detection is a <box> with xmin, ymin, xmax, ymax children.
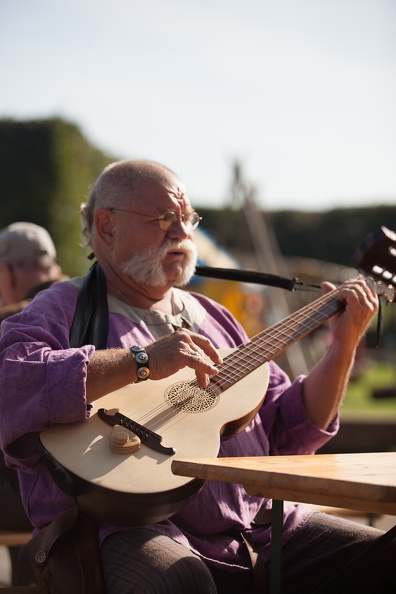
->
<box><xmin>101</xmin><ymin>529</ymin><xmax>217</xmax><ymax>594</ymax></box>
<box><xmin>163</xmin><ymin>553</ymin><xmax>216</xmax><ymax>593</ymax></box>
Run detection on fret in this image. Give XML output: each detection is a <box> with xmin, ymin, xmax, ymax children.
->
<box><xmin>210</xmin><ymin>288</ymin><xmax>343</xmax><ymax>391</ymax></box>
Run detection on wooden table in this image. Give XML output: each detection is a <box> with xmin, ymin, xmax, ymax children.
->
<box><xmin>172</xmin><ymin>452</ymin><xmax>396</xmax><ymax>593</ymax></box>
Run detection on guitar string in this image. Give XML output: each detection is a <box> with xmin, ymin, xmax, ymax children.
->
<box><xmin>129</xmin><ymin>288</ymin><xmax>343</xmax><ymax>433</ymax></box>
<box><xmin>209</xmin><ymin>289</ymin><xmax>341</xmax><ymax>387</ymax></box>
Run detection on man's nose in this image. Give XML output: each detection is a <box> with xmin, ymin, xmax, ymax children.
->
<box><xmin>166</xmin><ymin>218</ymin><xmax>190</xmax><ymax>239</ymax></box>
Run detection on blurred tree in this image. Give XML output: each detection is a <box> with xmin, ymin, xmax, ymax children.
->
<box><xmin>199</xmin><ymin>206</ymin><xmax>396</xmax><ymax>270</ymax></box>
<box><xmin>0</xmin><ymin>118</ymin><xmax>116</xmax><ymax>276</ymax></box>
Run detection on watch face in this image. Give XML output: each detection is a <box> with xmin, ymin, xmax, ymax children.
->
<box><xmin>136</xmin><ymin>351</ymin><xmax>149</xmax><ymax>364</ymax></box>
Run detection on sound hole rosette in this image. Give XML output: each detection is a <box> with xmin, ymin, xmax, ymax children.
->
<box><xmin>164</xmin><ymin>381</ymin><xmax>221</xmax><ymax>413</ymax></box>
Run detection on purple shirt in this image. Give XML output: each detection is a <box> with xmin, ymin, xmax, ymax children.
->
<box><xmin>0</xmin><ymin>278</ymin><xmax>338</xmax><ymax>569</ymax></box>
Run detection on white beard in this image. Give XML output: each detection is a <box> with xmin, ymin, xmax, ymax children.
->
<box><xmin>120</xmin><ymin>239</ymin><xmax>198</xmax><ymax>287</ymax></box>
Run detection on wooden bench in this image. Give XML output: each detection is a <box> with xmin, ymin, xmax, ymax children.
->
<box><xmin>304</xmin><ymin>504</ymin><xmax>381</xmax><ymax>527</ymax></box>
<box><xmin>0</xmin><ymin>578</ymin><xmax>41</xmax><ymax>592</ymax></box>
<box><xmin>0</xmin><ymin>533</ymin><xmax>31</xmax><ymax>548</ymax></box>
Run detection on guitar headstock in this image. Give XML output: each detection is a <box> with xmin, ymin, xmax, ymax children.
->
<box><xmin>352</xmin><ymin>226</ymin><xmax>396</xmax><ymax>302</ymax></box>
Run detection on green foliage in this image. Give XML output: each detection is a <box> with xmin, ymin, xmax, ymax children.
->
<box><xmin>0</xmin><ymin>117</ymin><xmax>116</xmax><ymax>276</ymax></box>
<box><xmin>199</xmin><ymin>206</ymin><xmax>396</xmax><ymax>269</ymax></box>
<box><xmin>342</xmin><ymin>361</ymin><xmax>396</xmax><ymax>417</ymax></box>
<box><xmin>271</xmin><ymin>207</ymin><xmax>396</xmax><ymax>268</ymax></box>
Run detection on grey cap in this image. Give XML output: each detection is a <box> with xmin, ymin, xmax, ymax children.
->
<box><xmin>0</xmin><ymin>222</ymin><xmax>57</xmax><ymax>265</ymax></box>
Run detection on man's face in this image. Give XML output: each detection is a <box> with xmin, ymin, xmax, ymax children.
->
<box><xmin>120</xmin><ymin>238</ymin><xmax>198</xmax><ymax>288</ymax></box>
<box><xmin>111</xmin><ymin>173</ymin><xmax>198</xmax><ymax>289</ymax></box>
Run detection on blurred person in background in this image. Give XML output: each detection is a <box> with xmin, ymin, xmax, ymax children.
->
<box><xmin>0</xmin><ymin>221</ymin><xmax>63</xmax><ymax>318</ymax></box>
<box><xmin>0</xmin><ymin>221</ymin><xmax>63</xmax><ymax>586</ymax></box>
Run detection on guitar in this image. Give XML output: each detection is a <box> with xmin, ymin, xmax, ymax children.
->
<box><xmin>40</xmin><ymin>246</ymin><xmax>394</xmax><ymax>527</ymax></box>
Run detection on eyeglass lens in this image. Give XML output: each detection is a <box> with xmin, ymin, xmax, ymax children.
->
<box><xmin>158</xmin><ymin>212</ymin><xmax>201</xmax><ymax>231</ymax></box>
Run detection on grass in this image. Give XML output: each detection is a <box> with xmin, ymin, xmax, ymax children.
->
<box><xmin>342</xmin><ymin>359</ymin><xmax>396</xmax><ymax>419</ymax></box>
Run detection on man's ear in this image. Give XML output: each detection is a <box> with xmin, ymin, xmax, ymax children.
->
<box><xmin>94</xmin><ymin>208</ymin><xmax>116</xmax><ymax>249</ymax></box>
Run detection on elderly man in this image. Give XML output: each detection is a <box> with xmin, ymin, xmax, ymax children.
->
<box><xmin>0</xmin><ymin>160</ymin><xmax>393</xmax><ymax>594</ymax></box>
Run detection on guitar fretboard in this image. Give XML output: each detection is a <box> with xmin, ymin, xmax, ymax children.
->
<box><xmin>211</xmin><ymin>289</ymin><xmax>343</xmax><ymax>391</ymax></box>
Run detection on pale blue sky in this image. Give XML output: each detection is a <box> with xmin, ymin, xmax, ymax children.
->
<box><xmin>1</xmin><ymin>0</ymin><xmax>395</xmax><ymax>211</ymax></box>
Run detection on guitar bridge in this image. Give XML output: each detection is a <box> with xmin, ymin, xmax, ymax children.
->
<box><xmin>98</xmin><ymin>408</ymin><xmax>176</xmax><ymax>456</ymax></box>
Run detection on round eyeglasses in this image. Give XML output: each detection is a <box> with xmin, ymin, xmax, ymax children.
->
<box><xmin>107</xmin><ymin>208</ymin><xmax>202</xmax><ymax>231</ymax></box>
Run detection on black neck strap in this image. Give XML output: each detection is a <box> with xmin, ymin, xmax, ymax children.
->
<box><xmin>69</xmin><ymin>262</ymin><xmax>109</xmax><ymax>349</ymax></box>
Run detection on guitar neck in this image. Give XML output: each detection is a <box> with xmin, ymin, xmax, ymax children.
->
<box><xmin>213</xmin><ymin>289</ymin><xmax>343</xmax><ymax>390</ymax></box>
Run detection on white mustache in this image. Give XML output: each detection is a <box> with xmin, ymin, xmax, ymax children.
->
<box><xmin>120</xmin><ymin>238</ymin><xmax>198</xmax><ymax>287</ymax></box>
<box><xmin>164</xmin><ymin>239</ymin><xmax>195</xmax><ymax>253</ymax></box>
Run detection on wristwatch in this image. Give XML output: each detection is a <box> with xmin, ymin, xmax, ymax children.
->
<box><xmin>130</xmin><ymin>345</ymin><xmax>150</xmax><ymax>382</ymax></box>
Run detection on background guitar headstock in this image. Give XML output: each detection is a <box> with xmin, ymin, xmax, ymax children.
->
<box><xmin>352</xmin><ymin>226</ymin><xmax>396</xmax><ymax>302</ymax></box>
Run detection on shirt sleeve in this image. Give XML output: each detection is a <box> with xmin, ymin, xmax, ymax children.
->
<box><xmin>259</xmin><ymin>362</ymin><xmax>339</xmax><ymax>455</ymax></box>
<box><xmin>0</xmin><ymin>283</ymin><xmax>95</xmax><ymax>468</ymax></box>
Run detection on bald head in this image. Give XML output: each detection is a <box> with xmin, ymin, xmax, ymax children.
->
<box><xmin>81</xmin><ymin>160</ymin><xmax>180</xmax><ymax>246</ymax></box>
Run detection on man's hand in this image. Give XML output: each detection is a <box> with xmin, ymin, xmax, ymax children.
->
<box><xmin>147</xmin><ymin>329</ymin><xmax>223</xmax><ymax>388</ymax></box>
<box><xmin>322</xmin><ymin>277</ymin><xmax>379</xmax><ymax>349</ymax></box>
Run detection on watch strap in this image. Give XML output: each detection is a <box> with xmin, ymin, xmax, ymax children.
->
<box><xmin>130</xmin><ymin>345</ymin><xmax>150</xmax><ymax>382</ymax></box>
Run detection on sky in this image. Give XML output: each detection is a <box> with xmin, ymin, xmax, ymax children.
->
<box><xmin>1</xmin><ymin>0</ymin><xmax>395</xmax><ymax>211</ymax></box>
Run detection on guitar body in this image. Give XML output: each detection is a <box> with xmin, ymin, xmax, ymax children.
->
<box><xmin>40</xmin><ymin>349</ymin><xmax>269</xmax><ymax>526</ymax></box>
